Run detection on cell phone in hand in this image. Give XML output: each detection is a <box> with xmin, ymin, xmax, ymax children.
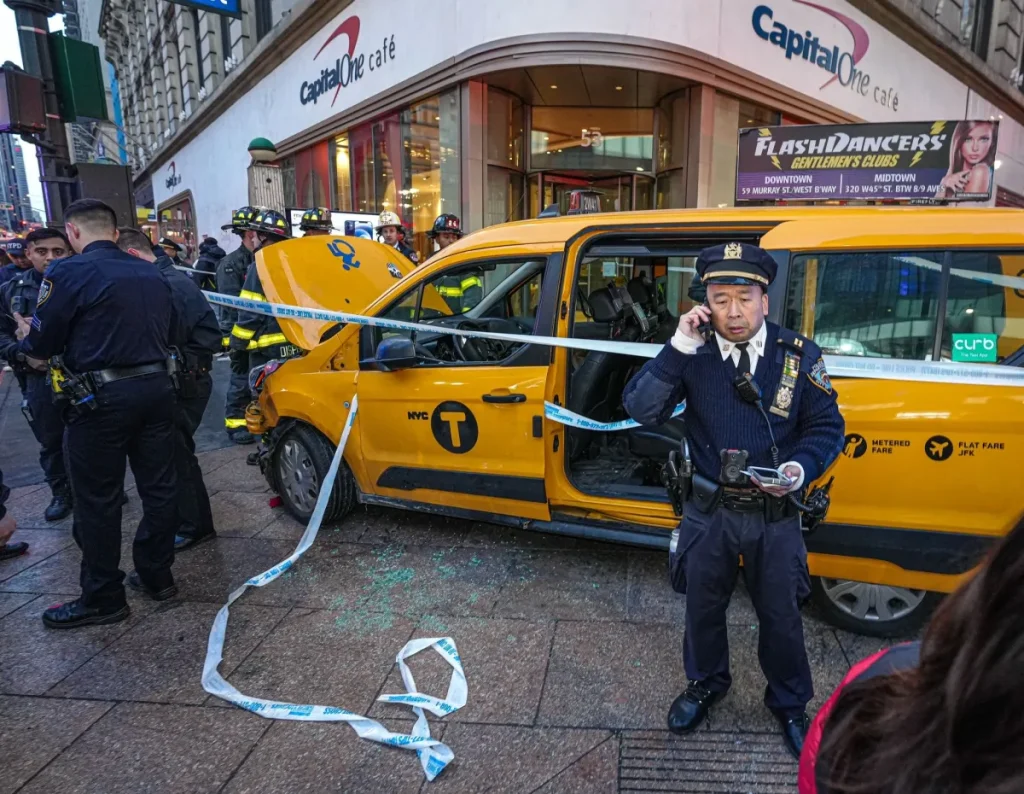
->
<box><xmin>743</xmin><ymin>466</ymin><xmax>793</xmax><ymax>489</ymax></box>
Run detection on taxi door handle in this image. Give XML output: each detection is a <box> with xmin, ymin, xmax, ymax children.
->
<box><xmin>482</xmin><ymin>392</ymin><xmax>526</xmax><ymax>404</ymax></box>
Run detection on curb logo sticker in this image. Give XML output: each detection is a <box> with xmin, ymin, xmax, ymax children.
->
<box><xmin>842</xmin><ymin>433</ymin><xmax>866</xmax><ymax>459</ymax></box>
<box><xmin>387</xmin><ymin>262</ymin><xmax>402</xmax><ymax>279</ymax></box>
<box><xmin>925</xmin><ymin>435</ymin><xmax>953</xmax><ymax>462</ymax></box>
<box><xmin>327</xmin><ymin>239</ymin><xmax>361</xmax><ymax>271</ymax></box>
<box><xmin>431</xmin><ymin>401</ymin><xmax>478</xmax><ymax>454</ymax></box>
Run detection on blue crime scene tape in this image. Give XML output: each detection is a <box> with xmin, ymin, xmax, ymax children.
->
<box><xmin>202</xmin><ymin>290</ymin><xmax>1024</xmax><ymax>388</ymax></box>
<box><xmin>202</xmin><ymin>395</ymin><xmax>468</xmax><ymax>782</ymax></box>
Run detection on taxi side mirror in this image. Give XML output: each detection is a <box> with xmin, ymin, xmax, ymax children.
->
<box><xmin>375</xmin><ymin>336</ymin><xmax>418</xmax><ymax>371</ymax></box>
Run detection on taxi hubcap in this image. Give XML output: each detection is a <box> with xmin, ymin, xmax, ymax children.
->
<box><xmin>821</xmin><ymin>578</ymin><xmax>925</xmax><ymax>622</ymax></box>
<box><xmin>279</xmin><ymin>439</ymin><xmax>319</xmax><ymax>514</ymax></box>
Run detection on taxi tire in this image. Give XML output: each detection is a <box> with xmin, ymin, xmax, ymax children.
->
<box><xmin>809</xmin><ymin>576</ymin><xmax>941</xmax><ymax>639</ymax></box>
<box><xmin>271</xmin><ymin>423</ymin><xmax>356</xmax><ymax>524</ymax></box>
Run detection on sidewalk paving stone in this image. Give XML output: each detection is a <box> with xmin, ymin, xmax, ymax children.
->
<box><xmin>48</xmin><ymin>601</ymin><xmax>290</xmax><ymax>705</ymax></box>
<box><xmin>0</xmin><ymin>695</ymin><xmax>113</xmax><ymax>794</ymax></box>
<box><xmin>0</xmin><ymin>529</ymin><xmax>74</xmax><ymax>583</ymax></box>
<box><xmin>369</xmin><ymin>616</ymin><xmax>555</xmax><ymax>726</ymax></box>
<box><xmin>15</xmin><ymin>702</ymin><xmax>267</xmax><ymax>794</ymax></box>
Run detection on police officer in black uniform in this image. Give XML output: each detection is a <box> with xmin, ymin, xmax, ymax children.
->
<box><xmin>118</xmin><ymin>228</ymin><xmax>222</xmax><ymax>552</ymax></box>
<box><xmin>299</xmin><ymin>207</ymin><xmax>333</xmax><ymax>236</ymax></box>
<box><xmin>0</xmin><ymin>228</ymin><xmax>73</xmax><ymax>520</ymax></box>
<box><xmin>623</xmin><ymin>242</ymin><xmax>845</xmax><ymax>758</ymax></box>
<box><xmin>217</xmin><ymin>206</ymin><xmax>259</xmax><ymax>444</ymax></box>
<box><xmin>16</xmin><ymin>200</ymin><xmax>179</xmax><ymax>628</ymax></box>
<box><xmin>230</xmin><ymin>209</ymin><xmax>297</xmax><ymax>373</ymax></box>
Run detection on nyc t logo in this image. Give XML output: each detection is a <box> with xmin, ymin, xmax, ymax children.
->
<box><xmin>327</xmin><ymin>238</ymin><xmax>361</xmax><ymax>271</ymax></box>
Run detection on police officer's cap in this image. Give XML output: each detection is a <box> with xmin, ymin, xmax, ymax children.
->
<box><xmin>4</xmin><ymin>240</ymin><xmax>25</xmax><ymax>257</ymax></box>
<box><xmin>695</xmin><ymin>242</ymin><xmax>777</xmax><ymax>288</ymax></box>
<box><xmin>158</xmin><ymin>236</ymin><xmax>183</xmax><ymax>252</ymax></box>
<box><xmin>221</xmin><ymin>206</ymin><xmax>258</xmax><ymax>232</ymax></box>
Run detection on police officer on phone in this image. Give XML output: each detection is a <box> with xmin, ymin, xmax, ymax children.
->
<box><xmin>623</xmin><ymin>242</ymin><xmax>844</xmax><ymax>758</ymax></box>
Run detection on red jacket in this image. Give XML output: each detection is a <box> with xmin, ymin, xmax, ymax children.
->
<box><xmin>799</xmin><ymin>642</ymin><xmax>920</xmax><ymax>794</ymax></box>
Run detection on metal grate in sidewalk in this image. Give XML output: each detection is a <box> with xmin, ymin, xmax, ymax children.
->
<box><xmin>619</xmin><ymin>731</ymin><xmax>798</xmax><ymax>793</ymax></box>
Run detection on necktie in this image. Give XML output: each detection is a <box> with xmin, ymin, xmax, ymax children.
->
<box><xmin>736</xmin><ymin>342</ymin><xmax>751</xmax><ymax>376</ymax></box>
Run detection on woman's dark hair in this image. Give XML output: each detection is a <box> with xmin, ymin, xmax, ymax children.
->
<box><xmin>818</xmin><ymin>516</ymin><xmax>1024</xmax><ymax>794</ymax></box>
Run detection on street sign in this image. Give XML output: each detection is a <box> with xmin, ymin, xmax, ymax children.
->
<box><xmin>169</xmin><ymin>0</ymin><xmax>242</xmax><ymax>17</ymax></box>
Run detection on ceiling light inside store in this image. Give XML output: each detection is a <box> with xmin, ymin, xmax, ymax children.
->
<box><xmin>550</xmin><ymin>85</ymin><xmax>557</xmax><ymax>89</ymax></box>
<box><xmin>636</xmin><ymin>167</ymin><xmax>644</xmax><ymax>171</ymax></box>
<box><xmin>615</xmin><ymin>86</ymin><xmax>623</xmax><ymax>91</ymax></box>
<box><xmin>435</xmin><ymin>116</ymin><xmax>440</xmax><ymax>121</ymax></box>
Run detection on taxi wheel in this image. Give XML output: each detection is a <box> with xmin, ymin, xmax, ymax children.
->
<box><xmin>810</xmin><ymin>576</ymin><xmax>941</xmax><ymax>638</ymax></box>
<box><xmin>272</xmin><ymin>423</ymin><xmax>355</xmax><ymax>524</ymax></box>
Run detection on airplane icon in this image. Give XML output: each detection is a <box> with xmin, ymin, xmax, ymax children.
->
<box><xmin>928</xmin><ymin>439</ymin><xmax>950</xmax><ymax>458</ymax></box>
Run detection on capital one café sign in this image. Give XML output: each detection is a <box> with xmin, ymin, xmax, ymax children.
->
<box><xmin>299</xmin><ymin>16</ymin><xmax>398</xmax><ymax>107</ymax></box>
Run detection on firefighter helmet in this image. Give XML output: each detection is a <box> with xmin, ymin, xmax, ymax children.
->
<box><xmin>427</xmin><ymin>213</ymin><xmax>463</xmax><ymax>239</ymax></box>
<box><xmin>249</xmin><ymin>209</ymin><xmax>291</xmax><ymax>242</ymax></box>
<box><xmin>375</xmin><ymin>210</ymin><xmax>403</xmax><ymax>232</ymax></box>
<box><xmin>221</xmin><ymin>205</ymin><xmax>258</xmax><ymax>232</ymax></box>
<box><xmin>299</xmin><ymin>207</ymin><xmax>333</xmax><ymax>232</ymax></box>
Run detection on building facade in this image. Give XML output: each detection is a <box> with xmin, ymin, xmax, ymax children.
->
<box><xmin>102</xmin><ymin>0</ymin><xmax>1024</xmax><ymax>261</ymax></box>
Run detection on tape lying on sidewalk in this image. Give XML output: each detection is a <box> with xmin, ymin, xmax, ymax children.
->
<box><xmin>202</xmin><ymin>290</ymin><xmax>1024</xmax><ymax>388</ymax></box>
<box><xmin>202</xmin><ymin>394</ymin><xmax>467</xmax><ymax>782</ymax></box>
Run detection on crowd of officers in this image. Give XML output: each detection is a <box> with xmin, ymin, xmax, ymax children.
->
<box><xmin>0</xmin><ymin>200</ymin><xmax>466</xmax><ymax>619</ymax></box>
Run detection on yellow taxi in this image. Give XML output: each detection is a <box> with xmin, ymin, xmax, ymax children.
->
<box><xmin>244</xmin><ymin>206</ymin><xmax>1024</xmax><ymax>637</ymax></box>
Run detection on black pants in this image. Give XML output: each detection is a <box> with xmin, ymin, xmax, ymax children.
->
<box><xmin>174</xmin><ymin>372</ymin><xmax>214</xmax><ymax>540</ymax></box>
<box><xmin>21</xmin><ymin>370</ymin><xmax>68</xmax><ymax>492</ymax></box>
<box><xmin>65</xmin><ymin>373</ymin><xmax>178</xmax><ymax>608</ymax></box>
<box><xmin>225</xmin><ymin>349</ymin><xmax>250</xmax><ymax>431</ymax></box>
<box><xmin>676</xmin><ymin>501</ymin><xmax>813</xmax><ymax>718</ymax></box>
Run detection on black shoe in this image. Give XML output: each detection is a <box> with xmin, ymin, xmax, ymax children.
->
<box><xmin>42</xmin><ymin>599</ymin><xmax>129</xmax><ymax>629</ymax></box>
<box><xmin>230</xmin><ymin>429</ymin><xmax>256</xmax><ymax>445</ymax></box>
<box><xmin>0</xmin><ymin>541</ymin><xmax>29</xmax><ymax>561</ymax></box>
<box><xmin>174</xmin><ymin>531</ymin><xmax>216</xmax><ymax>551</ymax></box>
<box><xmin>778</xmin><ymin>712</ymin><xmax>810</xmax><ymax>759</ymax></box>
<box><xmin>126</xmin><ymin>571</ymin><xmax>178</xmax><ymax>601</ymax></box>
<box><xmin>246</xmin><ymin>451</ymin><xmax>260</xmax><ymax>466</ymax></box>
<box><xmin>667</xmin><ymin>681</ymin><xmax>724</xmax><ymax>734</ymax></box>
<box><xmin>44</xmin><ymin>491</ymin><xmax>73</xmax><ymax>522</ymax></box>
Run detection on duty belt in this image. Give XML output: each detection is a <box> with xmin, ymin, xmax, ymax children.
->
<box><xmin>90</xmin><ymin>361</ymin><xmax>168</xmax><ymax>386</ymax></box>
<box><xmin>719</xmin><ymin>487</ymin><xmax>769</xmax><ymax>513</ymax></box>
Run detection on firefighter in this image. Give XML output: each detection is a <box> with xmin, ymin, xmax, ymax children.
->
<box><xmin>375</xmin><ymin>210</ymin><xmax>418</xmax><ymax>264</ymax></box>
<box><xmin>426</xmin><ymin>214</ymin><xmax>481</xmax><ymax>313</ymax></box>
<box><xmin>299</xmin><ymin>207</ymin><xmax>333</xmax><ymax>236</ymax></box>
<box><xmin>229</xmin><ymin>209</ymin><xmax>297</xmax><ymax>377</ymax></box>
<box><xmin>217</xmin><ymin>206</ymin><xmax>260</xmax><ymax>444</ymax></box>
<box><xmin>426</xmin><ymin>213</ymin><xmax>463</xmax><ymax>259</ymax></box>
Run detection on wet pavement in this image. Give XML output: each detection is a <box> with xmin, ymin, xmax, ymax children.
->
<box><xmin>0</xmin><ymin>365</ymin><xmax>904</xmax><ymax>793</ymax></box>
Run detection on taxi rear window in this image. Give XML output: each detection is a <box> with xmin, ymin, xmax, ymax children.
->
<box><xmin>784</xmin><ymin>249</ymin><xmax>1024</xmax><ymax>363</ymax></box>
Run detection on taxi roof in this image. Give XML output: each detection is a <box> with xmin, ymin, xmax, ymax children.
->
<box><xmin>433</xmin><ymin>205</ymin><xmax>1024</xmax><ymax>259</ymax></box>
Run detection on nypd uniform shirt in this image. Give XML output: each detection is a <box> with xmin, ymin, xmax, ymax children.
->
<box><xmin>624</xmin><ymin>320</ymin><xmax>845</xmax><ymax>486</ymax></box>
<box><xmin>0</xmin><ymin>266</ymin><xmax>45</xmax><ymax>365</ymax></box>
<box><xmin>18</xmin><ymin>240</ymin><xmax>174</xmax><ymax>373</ymax></box>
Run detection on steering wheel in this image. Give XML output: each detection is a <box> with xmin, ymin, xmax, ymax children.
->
<box><xmin>452</xmin><ymin>321</ymin><xmax>489</xmax><ymax>362</ymax></box>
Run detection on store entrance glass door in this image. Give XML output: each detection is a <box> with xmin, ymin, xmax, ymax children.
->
<box><xmin>529</xmin><ymin>172</ymin><xmax>654</xmax><ymax>216</ymax></box>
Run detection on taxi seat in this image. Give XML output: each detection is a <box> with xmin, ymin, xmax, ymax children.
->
<box><xmin>566</xmin><ymin>286</ymin><xmax>643</xmax><ymax>461</ymax></box>
<box><xmin>627</xmin><ymin>417</ymin><xmax>687</xmax><ymax>461</ymax></box>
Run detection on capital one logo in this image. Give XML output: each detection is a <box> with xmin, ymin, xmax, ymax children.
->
<box><xmin>300</xmin><ymin>17</ymin><xmax>397</xmax><ymax>107</ymax></box>
<box><xmin>165</xmin><ymin>161</ymin><xmax>182</xmax><ymax>190</ymax></box>
<box><xmin>752</xmin><ymin>2</ymin><xmax>873</xmax><ymax>93</ymax></box>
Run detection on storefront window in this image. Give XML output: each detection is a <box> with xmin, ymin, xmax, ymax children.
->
<box><xmin>281</xmin><ymin>156</ymin><xmax>296</xmax><ymax>209</ymax></box>
<box><xmin>487</xmin><ymin>89</ymin><xmax>523</xmax><ymax>169</ymax></box>
<box><xmin>709</xmin><ymin>96</ymin><xmax>779</xmax><ymax>208</ymax></box>
<box><xmin>656</xmin><ymin>91</ymin><xmax>689</xmax><ymax>209</ymax></box>
<box><xmin>531</xmin><ymin>107</ymin><xmax>653</xmax><ymax>172</ymax></box>
<box><xmin>158</xmin><ymin>193</ymin><xmax>196</xmax><ymax>261</ymax></box>
<box><xmin>351</xmin><ymin>123</ymin><xmax>374</xmax><ymax>214</ymax></box>
<box><xmin>344</xmin><ymin>90</ymin><xmax>462</xmax><ymax>260</ymax></box>
<box><xmin>486</xmin><ymin>167</ymin><xmax>524</xmax><ymax>227</ymax></box>
<box><xmin>331</xmin><ymin>133</ymin><xmax>353</xmax><ymax>211</ymax></box>
<box><xmin>402</xmin><ymin>91</ymin><xmax>461</xmax><ymax>259</ymax></box>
